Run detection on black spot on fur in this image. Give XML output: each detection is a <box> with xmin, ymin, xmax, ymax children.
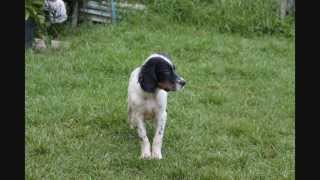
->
<box><xmin>139</xmin><ymin>136</ymin><xmax>144</xmax><ymax>141</ymax></box>
<box><xmin>158</xmin><ymin>125</ymin><xmax>164</xmax><ymax>135</ymax></box>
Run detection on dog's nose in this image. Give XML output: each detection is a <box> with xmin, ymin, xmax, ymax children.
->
<box><xmin>179</xmin><ymin>79</ymin><xmax>186</xmax><ymax>86</ymax></box>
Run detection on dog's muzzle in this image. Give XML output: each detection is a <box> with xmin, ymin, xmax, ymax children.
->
<box><xmin>175</xmin><ymin>77</ymin><xmax>186</xmax><ymax>91</ymax></box>
<box><xmin>177</xmin><ymin>78</ymin><xmax>186</xmax><ymax>86</ymax></box>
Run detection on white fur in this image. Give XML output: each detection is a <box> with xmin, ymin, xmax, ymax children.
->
<box><xmin>127</xmin><ymin>67</ymin><xmax>167</xmax><ymax>159</ymax></box>
<box><xmin>143</xmin><ymin>53</ymin><xmax>173</xmax><ymax>66</ymax></box>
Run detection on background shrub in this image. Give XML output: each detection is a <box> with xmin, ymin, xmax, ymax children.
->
<box><xmin>25</xmin><ymin>0</ymin><xmax>46</xmax><ymax>36</ymax></box>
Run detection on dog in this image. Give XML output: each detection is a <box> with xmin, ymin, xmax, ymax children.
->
<box><xmin>127</xmin><ymin>53</ymin><xmax>186</xmax><ymax>159</ymax></box>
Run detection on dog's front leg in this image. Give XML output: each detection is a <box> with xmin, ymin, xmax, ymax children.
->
<box><xmin>136</xmin><ymin>118</ymin><xmax>151</xmax><ymax>159</ymax></box>
<box><xmin>152</xmin><ymin>111</ymin><xmax>167</xmax><ymax>159</ymax></box>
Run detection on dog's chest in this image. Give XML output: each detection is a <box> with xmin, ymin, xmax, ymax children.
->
<box><xmin>141</xmin><ymin>98</ymin><xmax>161</xmax><ymax>119</ymax></box>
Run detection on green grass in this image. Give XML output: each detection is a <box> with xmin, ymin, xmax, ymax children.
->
<box><xmin>140</xmin><ymin>0</ymin><xmax>294</xmax><ymax>37</ymax></box>
<box><xmin>26</xmin><ymin>21</ymin><xmax>294</xmax><ymax>179</ymax></box>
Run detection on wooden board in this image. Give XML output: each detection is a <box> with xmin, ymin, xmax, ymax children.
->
<box><xmin>80</xmin><ymin>8</ymin><xmax>111</xmax><ymax>17</ymax></box>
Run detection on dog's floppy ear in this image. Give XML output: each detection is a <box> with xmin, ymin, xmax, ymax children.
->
<box><xmin>138</xmin><ymin>59</ymin><xmax>158</xmax><ymax>92</ymax></box>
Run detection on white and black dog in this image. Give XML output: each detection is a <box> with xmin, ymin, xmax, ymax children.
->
<box><xmin>127</xmin><ymin>53</ymin><xmax>186</xmax><ymax>159</ymax></box>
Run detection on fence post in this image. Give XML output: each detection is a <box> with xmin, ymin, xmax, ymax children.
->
<box><xmin>71</xmin><ymin>0</ymin><xmax>79</xmax><ymax>27</ymax></box>
<box><xmin>287</xmin><ymin>0</ymin><xmax>295</xmax><ymax>14</ymax></box>
<box><xmin>111</xmin><ymin>0</ymin><xmax>116</xmax><ymax>23</ymax></box>
<box><xmin>280</xmin><ymin>0</ymin><xmax>288</xmax><ymax>20</ymax></box>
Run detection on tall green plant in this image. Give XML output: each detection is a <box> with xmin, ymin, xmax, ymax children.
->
<box><xmin>25</xmin><ymin>0</ymin><xmax>46</xmax><ymax>36</ymax></box>
<box><xmin>147</xmin><ymin>0</ymin><xmax>294</xmax><ymax>37</ymax></box>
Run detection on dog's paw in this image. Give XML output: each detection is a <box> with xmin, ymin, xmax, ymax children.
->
<box><xmin>151</xmin><ymin>151</ymin><xmax>163</xmax><ymax>159</ymax></box>
<box><xmin>139</xmin><ymin>151</ymin><xmax>151</xmax><ymax>159</ymax></box>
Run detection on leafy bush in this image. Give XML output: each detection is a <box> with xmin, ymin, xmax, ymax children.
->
<box><xmin>25</xmin><ymin>0</ymin><xmax>46</xmax><ymax>36</ymax></box>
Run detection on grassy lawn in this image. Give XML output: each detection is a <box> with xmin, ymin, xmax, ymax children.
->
<box><xmin>26</xmin><ymin>22</ymin><xmax>294</xmax><ymax>179</ymax></box>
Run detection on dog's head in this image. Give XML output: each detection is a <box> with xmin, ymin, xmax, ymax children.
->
<box><xmin>138</xmin><ymin>53</ymin><xmax>186</xmax><ymax>93</ymax></box>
